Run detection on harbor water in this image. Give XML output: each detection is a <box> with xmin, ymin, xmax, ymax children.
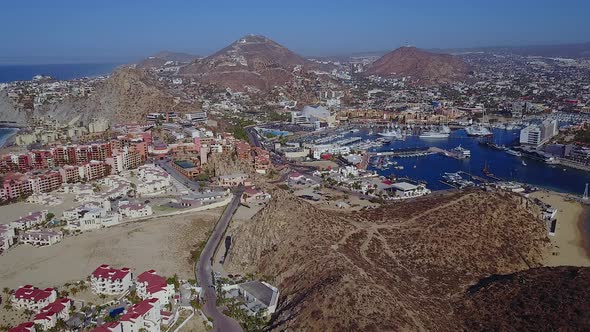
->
<box><xmin>357</xmin><ymin>128</ymin><xmax>590</xmax><ymax>195</ymax></box>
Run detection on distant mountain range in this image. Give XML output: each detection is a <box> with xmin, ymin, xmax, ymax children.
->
<box><xmin>436</xmin><ymin>42</ymin><xmax>590</xmax><ymax>58</ymax></box>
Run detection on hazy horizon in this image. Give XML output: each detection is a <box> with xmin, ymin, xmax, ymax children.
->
<box><xmin>1</xmin><ymin>0</ymin><xmax>589</xmax><ymax>64</ymax></box>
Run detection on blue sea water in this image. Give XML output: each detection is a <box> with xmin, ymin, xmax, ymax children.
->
<box><xmin>359</xmin><ymin>128</ymin><xmax>590</xmax><ymax>195</ymax></box>
<box><xmin>0</xmin><ymin>63</ymin><xmax>120</xmax><ymax>83</ymax></box>
<box><xmin>0</xmin><ymin>128</ymin><xmax>18</xmax><ymax>147</ymax></box>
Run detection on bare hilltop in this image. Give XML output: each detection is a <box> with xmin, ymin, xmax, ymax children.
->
<box><xmin>226</xmin><ymin>189</ymin><xmax>590</xmax><ymax>331</ymax></box>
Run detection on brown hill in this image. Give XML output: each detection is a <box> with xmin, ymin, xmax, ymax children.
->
<box><xmin>179</xmin><ymin>34</ymin><xmax>306</xmax><ymax>91</ymax></box>
<box><xmin>226</xmin><ymin>189</ymin><xmax>553</xmax><ymax>331</ymax></box>
<box><xmin>45</xmin><ymin>67</ymin><xmax>177</xmax><ymax>123</ymax></box>
<box><xmin>365</xmin><ymin>46</ymin><xmax>469</xmax><ymax>85</ymax></box>
<box><xmin>458</xmin><ymin>266</ymin><xmax>590</xmax><ymax>331</ymax></box>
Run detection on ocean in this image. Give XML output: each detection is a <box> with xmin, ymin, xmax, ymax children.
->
<box><xmin>354</xmin><ymin>127</ymin><xmax>590</xmax><ymax>196</ymax></box>
<box><xmin>0</xmin><ymin>128</ymin><xmax>18</xmax><ymax>148</ymax></box>
<box><xmin>0</xmin><ymin>63</ymin><xmax>120</xmax><ymax>83</ymax></box>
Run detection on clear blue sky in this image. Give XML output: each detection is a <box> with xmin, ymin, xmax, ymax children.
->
<box><xmin>1</xmin><ymin>0</ymin><xmax>589</xmax><ymax>63</ymax></box>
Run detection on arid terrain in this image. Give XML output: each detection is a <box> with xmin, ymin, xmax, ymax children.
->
<box><xmin>0</xmin><ymin>210</ymin><xmax>220</xmax><ymax>290</ymax></box>
<box><xmin>226</xmin><ymin>189</ymin><xmax>590</xmax><ymax>331</ymax></box>
<box><xmin>365</xmin><ymin>46</ymin><xmax>470</xmax><ymax>85</ymax></box>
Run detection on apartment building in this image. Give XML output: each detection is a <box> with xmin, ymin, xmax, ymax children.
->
<box><xmin>93</xmin><ymin>298</ymin><xmax>161</xmax><ymax>332</ymax></box>
<box><xmin>11</xmin><ymin>285</ymin><xmax>57</xmax><ymax>311</ymax></box>
<box><xmin>28</xmin><ymin>171</ymin><xmax>62</xmax><ymax>194</ymax></box>
<box><xmin>1</xmin><ymin>173</ymin><xmax>33</xmax><ymax>201</ymax></box>
<box><xmin>20</xmin><ymin>229</ymin><xmax>63</xmax><ymax>247</ymax></box>
<box><xmin>11</xmin><ymin>211</ymin><xmax>48</xmax><ymax>230</ymax></box>
<box><xmin>33</xmin><ymin>298</ymin><xmax>71</xmax><ymax>330</ymax></box>
<box><xmin>0</xmin><ymin>224</ymin><xmax>16</xmax><ymax>253</ymax></box>
<box><xmin>118</xmin><ymin>203</ymin><xmax>153</xmax><ymax>219</ymax></box>
<box><xmin>136</xmin><ymin>270</ymin><xmax>175</xmax><ymax>306</ymax></box>
<box><xmin>91</xmin><ymin>264</ymin><xmax>133</xmax><ymax>295</ymax></box>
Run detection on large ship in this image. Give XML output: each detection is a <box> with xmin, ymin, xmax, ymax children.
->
<box><xmin>465</xmin><ymin>125</ymin><xmax>493</xmax><ymax>137</ymax></box>
<box><xmin>378</xmin><ymin>125</ymin><xmax>403</xmax><ymax>140</ymax></box>
<box><xmin>506</xmin><ymin>149</ymin><xmax>522</xmax><ymax>157</ymax></box>
<box><xmin>418</xmin><ymin>125</ymin><xmax>451</xmax><ymax>139</ymax></box>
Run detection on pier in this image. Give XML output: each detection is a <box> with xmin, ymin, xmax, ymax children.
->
<box><xmin>370</xmin><ymin>147</ymin><xmax>433</xmax><ymax>158</ymax></box>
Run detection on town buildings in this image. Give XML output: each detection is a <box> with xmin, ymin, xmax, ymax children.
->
<box><xmin>90</xmin><ymin>264</ymin><xmax>133</xmax><ymax>295</ymax></box>
<box><xmin>136</xmin><ymin>270</ymin><xmax>175</xmax><ymax>306</ymax></box>
<box><xmin>33</xmin><ymin>298</ymin><xmax>71</xmax><ymax>330</ymax></box>
<box><xmin>520</xmin><ymin>119</ymin><xmax>558</xmax><ymax>146</ymax></box>
<box><xmin>11</xmin><ymin>285</ymin><xmax>57</xmax><ymax>311</ymax></box>
<box><xmin>20</xmin><ymin>229</ymin><xmax>63</xmax><ymax>247</ymax></box>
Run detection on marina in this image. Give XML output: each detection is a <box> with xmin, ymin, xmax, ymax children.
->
<box><xmin>340</xmin><ymin>126</ymin><xmax>590</xmax><ymax>194</ymax></box>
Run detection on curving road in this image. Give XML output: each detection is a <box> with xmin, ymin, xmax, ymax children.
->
<box><xmin>196</xmin><ymin>187</ymin><xmax>244</xmax><ymax>332</ymax></box>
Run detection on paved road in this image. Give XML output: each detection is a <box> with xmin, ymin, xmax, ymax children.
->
<box><xmin>196</xmin><ymin>187</ymin><xmax>244</xmax><ymax>332</ymax></box>
<box><xmin>155</xmin><ymin>158</ymin><xmax>201</xmax><ymax>192</ymax></box>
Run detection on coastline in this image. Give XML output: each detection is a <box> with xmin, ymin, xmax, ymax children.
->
<box><xmin>0</xmin><ymin>127</ymin><xmax>19</xmax><ymax>148</ymax></box>
<box><xmin>530</xmin><ymin>190</ymin><xmax>590</xmax><ymax>267</ymax></box>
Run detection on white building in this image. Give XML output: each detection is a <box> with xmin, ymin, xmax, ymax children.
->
<box><xmin>0</xmin><ymin>224</ymin><xmax>16</xmax><ymax>253</ymax></box>
<box><xmin>90</xmin><ymin>264</ymin><xmax>133</xmax><ymax>295</ymax></box>
<box><xmin>310</xmin><ymin>144</ymin><xmax>351</xmax><ymax>159</ymax></box>
<box><xmin>64</xmin><ymin>203</ymin><xmax>120</xmax><ymax>232</ymax></box>
<box><xmin>96</xmin><ymin>298</ymin><xmax>162</xmax><ymax>332</ymax></box>
<box><xmin>519</xmin><ymin>119</ymin><xmax>558</xmax><ymax>146</ymax></box>
<box><xmin>118</xmin><ymin>203</ymin><xmax>153</xmax><ymax>219</ymax></box>
<box><xmin>389</xmin><ymin>182</ymin><xmax>431</xmax><ymax>199</ymax></box>
<box><xmin>11</xmin><ymin>211</ymin><xmax>48</xmax><ymax>230</ymax></box>
<box><xmin>20</xmin><ymin>229</ymin><xmax>63</xmax><ymax>247</ymax></box>
<box><xmin>11</xmin><ymin>285</ymin><xmax>57</xmax><ymax>311</ymax></box>
<box><xmin>136</xmin><ymin>270</ymin><xmax>175</xmax><ymax>306</ymax></box>
<box><xmin>223</xmin><ymin>281</ymin><xmax>279</xmax><ymax>317</ymax></box>
<box><xmin>33</xmin><ymin>298</ymin><xmax>71</xmax><ymax>330</ymax></box>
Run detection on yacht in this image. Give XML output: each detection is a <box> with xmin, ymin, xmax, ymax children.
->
<box><xmin>465</xmin><ymin>125</ymin><xmax>493</xmax><ymax>137</ymax></box>
<box><xmin>522</xmin><ymin>160</ymin><xmax>527</xmax><ymax>166</ymax></box>
<box><xmin>453</xmin><ymin>145</ymin><xmax>471</xmax><ymax>158</ymax></box>
<box><xmin>378</xmin><ymin>128</ymin><xmax>403</xmax><ymax>140</ymax></box>
<box><xmin>506</xmin><ymin>149</ymin><xmax>522</xmax><ymax>157</ymax></box>
<box><xmin>419</xmin><ymin>125</ymin><xmax>451</xmax><ymax>139</ymax></box>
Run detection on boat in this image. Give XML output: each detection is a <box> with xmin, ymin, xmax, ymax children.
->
<box><xmin>419</xmin><ymin>131</ymin><xmax>449</xmax><ymax>139</ymax></box>
<box><xmin>506</xmin><ymin>149</ymin><xmax>522</xmax><ymax>157</ymax></box>
<box><xmin>419</xmin><ymin>125</ymin><xmax>450</xmax><ymax>139</ymax></box>
<box><xmin>378</xmin><ymin>129</ymin><xmax>403</xmax><ymax>139</ymax></box>
<box><xmin>483</xmin><ymin>161</ymin><xmax>491</xmax><ymax>176</ymax></box>
<box><xmin>465</xmin><ymin>125</ymin><xmax>493</xmax><ymax>137</ymax></box>
<box><xmin>453</xmin><ymin>145</ymin><xmax>471</xmax><ymax>158</ymax></box>
<box><xmin>522</xmin><ymin>160</ymin><xmax>527</xmax><ymax>166</ymax></box>
<box><xmin>394</xmin><ymin>166</ymin><xmax>404</xmax><ymax>170</ymax></box>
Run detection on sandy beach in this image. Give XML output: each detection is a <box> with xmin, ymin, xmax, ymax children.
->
<box><xmin>0</xmin><ymin>209</ymin><xmax>220</xmax><ymax>290</ymax></box>
<box><xmin>530</xmin><ymin>190</ymin><xmax>590</xmax><ymax>267</ymax></box>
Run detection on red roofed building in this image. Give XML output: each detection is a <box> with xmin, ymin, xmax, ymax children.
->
<box><xmin>8</xmin><ymin>322</ymin><xmax>36</xmax><ymax>332</ymax></box>
<box><xmin>119</xmin><ymin>298</ymin><xmax>161</xmax><ymax>332</ymax></box>
<box><xmin>92</xmin><ymin>321</ymin><xmax>122</xmax><ymax>332</ymax></box>
<box><xmin>91</xmin><ymin>264</ymin><xmax>133</xmax><ymax>295</ymax></box>
<box><xmin>11</xmin><ymin>285</ymin><xmax>57</xmax><ymax>311</ymax></box>
<box><xmin>136</xmin><ymin>270</ymin><xmax>175</xmax><ymax>306</ymax></box>
<box><xmin>235</xmin><ymin>141</ymin><xmax>252</xmax><ymax>160</ymax></box>
<box><xmin>33</xmin><ymin>298</ymin><xmax>71</xmax><ymax>330</ymax></box>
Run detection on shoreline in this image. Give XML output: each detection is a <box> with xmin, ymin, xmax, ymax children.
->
<box><xmin>0</xmin><ymin>127</ymin><xmax>19</xmax><ymax>148</ymax></box>
<box><xmin>530</xmin><ymin>190</ymin><xmax>590</xmax><ymax>267</ymax></box>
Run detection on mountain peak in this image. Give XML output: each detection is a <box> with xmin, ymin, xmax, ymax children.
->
<box><xmin>365</xmin><ymin>46</ymin><xmax>469</xmax><ymax>85</ymax></box>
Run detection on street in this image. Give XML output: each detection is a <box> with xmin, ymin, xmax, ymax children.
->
<box><xmin>196</xmin><ymin>187</ymin><xmax>245</xmax><ymax>332</ymax></box>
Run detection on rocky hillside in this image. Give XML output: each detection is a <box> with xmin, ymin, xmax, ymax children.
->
<box><xmin>365</xmin><ymin>46</ymin><xmax>469</xmax><ymax>85</ymax></box>
<box><xmin>226</xmin><ymin>190</ymin><xmax>557</xmax><ymax>331</ymax></box>
<box><xmin>45</xmin><ymin>67</ymin><xmax>177</xmax><ymax>123</ymax></box>
<box><xmin>179</xmin><ymin>34</ymin><xmax>306</xmax><ymax>91</ymax></box>
<box><xmin>458</xmin><ymin>266</ymin><xmax>590</xmax><ymax>331</ymax></box>
<box><xmin>0</xmin><ymin>92</ymin><xmax>29</xmax><ymax>125</ymax></box>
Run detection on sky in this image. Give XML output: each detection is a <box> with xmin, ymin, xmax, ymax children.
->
<box><xmin>1</xmin><ymin>0</ymin><xmax>589</xmax><ymax>64</ymax></box>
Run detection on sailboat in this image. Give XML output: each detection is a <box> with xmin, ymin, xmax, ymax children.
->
<box><xmin>522</xmin><ymin>160</ymin><xmax>527</xmax><ymax>166</ymax></box>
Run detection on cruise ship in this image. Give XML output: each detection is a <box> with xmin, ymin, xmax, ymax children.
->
<box><xmin>418</xmin><ymin>125</ymin><xmax>451</xmax><ymax>139</ymax></box>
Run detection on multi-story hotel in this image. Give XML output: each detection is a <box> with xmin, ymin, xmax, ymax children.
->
<box><xmin>91</xmin><ymin>264</ymin><xmax>133</xmax><ymax>295</ymax></box>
